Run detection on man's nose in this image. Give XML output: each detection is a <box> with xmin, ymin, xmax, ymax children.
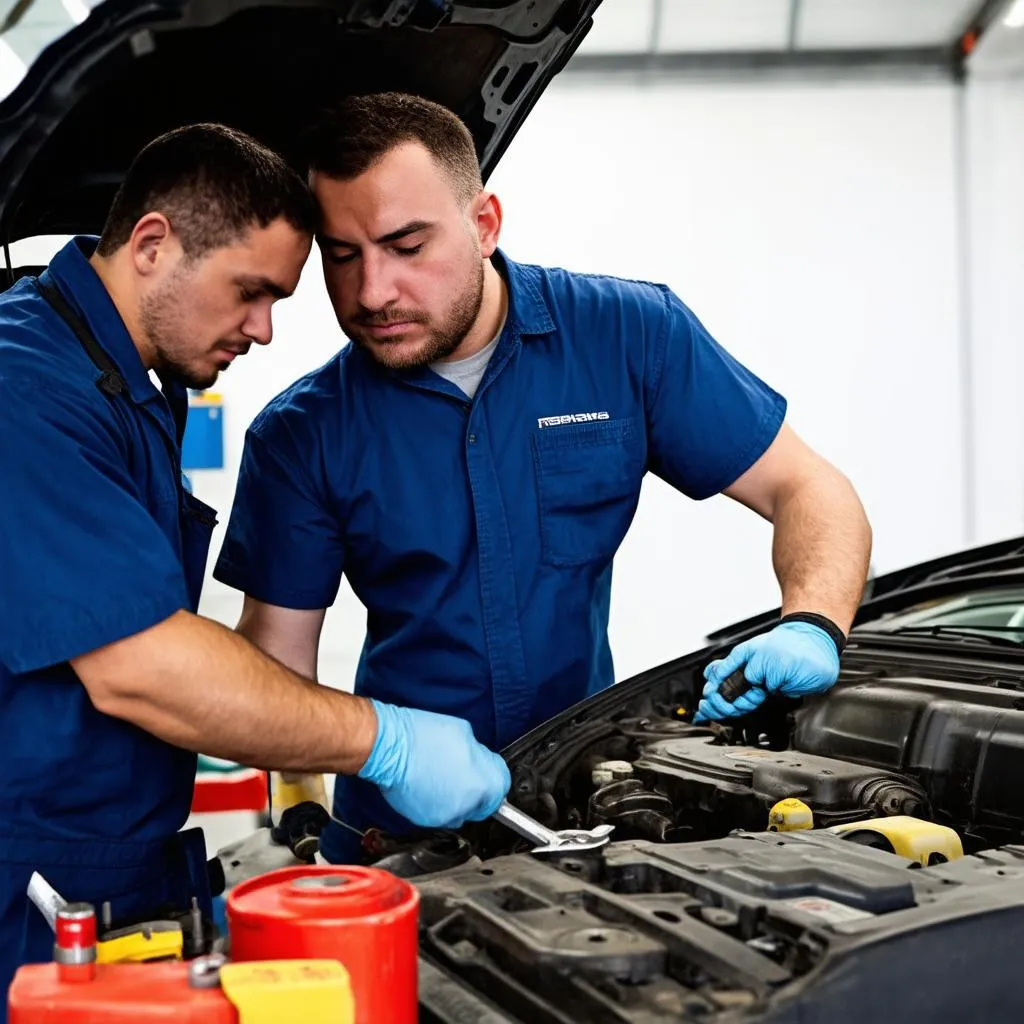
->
<box><xmin>358</xmin><ymin>251</ymin><xmax>401</xmax><ymax>311</ymax></box>
<box><xmin>243</xmin><ymin>303</ymin><xmax>274</xmax><ymax>346</ymax></box>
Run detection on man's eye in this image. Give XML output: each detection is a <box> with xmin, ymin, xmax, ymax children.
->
<box><xmin>240</xmin><ymin>289</ymin><xmax>258</xmax><ymax>302</ymax></box>
<box><xmin>326</xmin><ymin>252</ymin><xmax>357</xmax><ymax>265</ymax></box>
<box><xmin>393</xmin><ymin>244</ymin><xmax>423</xmax><ymax>257</ymax></box>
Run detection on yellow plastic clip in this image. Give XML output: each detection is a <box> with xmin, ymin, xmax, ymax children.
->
<box><xmin>96</xmin><ymin>921</ymin><xmax>184</xmax><ymax>963</ymax></box>
<box><xmin>219</xmin><ymin>960</ymin><xmax>355</xmax><ymax>1024</ymax></box>
<box><xmin>768</xmin><ymin>798</ymin><xmax>815</xmax><ymax>832</ymax></box>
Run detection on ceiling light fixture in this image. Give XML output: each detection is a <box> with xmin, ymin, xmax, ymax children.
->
<box><xmin>1004</xmin><ymin>0</ymin><xmax>1024</xmax><ymax>28</ymax></box>
<box><xmin>61</xmin><ymin>0</ymin><xmax>90</xmax><ymax>25</ymax></box>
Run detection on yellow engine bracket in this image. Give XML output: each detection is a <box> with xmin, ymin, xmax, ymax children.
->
<box><xmin>219</xmin><ymin>960</ymin><xmax>354</xmax><ymax>1024</ymax></box>
<box><xmin>828</xmin><ymin>816</ymin><xmax>964</xmax><ymax>866</ymax></box>
<box><xmin>768</xmin><ymin>798</ymin><xmax>815</xmax><ymax>832</ymax></box>
<box><xmin>96</xmin><ymin>921</ymin><xmax>184</xmax><ymax>963</ymax></box>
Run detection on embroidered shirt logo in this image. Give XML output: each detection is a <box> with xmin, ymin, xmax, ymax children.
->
<box><xmin>537</xmin><ymin>411</ymin><xmax>610</xmax><ymax>429</ymax></box>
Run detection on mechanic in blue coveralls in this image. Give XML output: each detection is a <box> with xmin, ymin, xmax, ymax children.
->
<box><xmin>213</xmin><ymin>93</ymin><xmax>874</xmax><ymax>865</ymax></box>
<box><xmin>0</xmin><ymin>123</ymin><xmax>509</xmax><ymax>1008</ymax></box>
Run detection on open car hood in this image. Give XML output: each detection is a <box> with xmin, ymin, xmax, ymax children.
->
<box><xmin>0</xmin><ymin>0</ymin><xmax>599</xmax><ymax>245</ymax></box>
<box><xmin>705</xmin><ymin>532</ymin><xmax>1024</xmax><ymax>647</ymax></box>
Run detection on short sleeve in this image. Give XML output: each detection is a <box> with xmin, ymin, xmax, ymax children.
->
<box><xmin>0</xmin><ymin>380</ymin><xmax>190</xmax><ymax>674</ymax></box>
<box><xmin>213</xmin><ymin>417</ymin><xmax>344</xmax><ymax>610</ymax></box>
<box><xmin>645</xmin><ymin>288</ymin><xmax>787</xmax><ymax>500</ymax></box>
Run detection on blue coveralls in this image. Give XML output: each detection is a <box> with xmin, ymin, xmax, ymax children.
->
<box><xmin>214</xmin><ymin>252</ymin><xmax>787</xmax><ymax>862</ymax></box>
<box><xmin>0</xmin><ymin>238</ymin><xmax>217</xmax><ymax>1011</ymax></box>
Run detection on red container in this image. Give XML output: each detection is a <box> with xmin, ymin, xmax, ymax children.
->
<box><xmin>8</xmin><ymin>962</ymin><xmax>236</xmax><ymax>1023</ymax></box>
<box><xmin>226</xmin><ymin>865</ymin><xmax>419</xmax><ymax>1024</ymax></box>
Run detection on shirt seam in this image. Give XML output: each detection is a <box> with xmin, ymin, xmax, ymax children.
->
<box><xmin>646</xmin><ymin>283</ymin><xmax>674</xmax><ymax>411</ymax></box>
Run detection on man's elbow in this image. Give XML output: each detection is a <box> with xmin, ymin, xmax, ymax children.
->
<box><xmin>83</xmin><ymin>682</ymin><xmax>134</xmax><ymax>719</ymax></box>
<box><xmin>69</xmin><ymin>612</ymin><xmax>182</xmax><ymax>714</ymax></box>
<box><xmin>72</xmin><ymin>654</ymin><xmax>141</xmax><ymax>717</ymax></box>
<box><xmin>811</xmin><ymin>457</ymin><xmax>873</xmax><ymax>550</ymax></box>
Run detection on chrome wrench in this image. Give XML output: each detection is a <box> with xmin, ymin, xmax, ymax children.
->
<box><xmin>493</xmin><ymin>799</ymin><xmax>614</xmax><ymax>853</ymax></box>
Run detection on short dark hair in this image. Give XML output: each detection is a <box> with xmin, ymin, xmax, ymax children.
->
<box><xmin>96</xmin><ymin>123</ymin><xmax>316</xmax><ymax>259</ymax></box>
<box><xmin>302</xmin><ymin>93</ymin><xmax>483</xmax><ymax>205</ymax></box>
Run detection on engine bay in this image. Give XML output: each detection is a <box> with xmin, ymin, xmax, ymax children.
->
<box><xmin>409</xmin><ymin>646</ymin><xmax>1024</xmax><ymax>1021</ymax></box>
<box><xmin>461</xmin><ymin>648</ymin><xmax>1024</xmax><ymax>861</ymax></box>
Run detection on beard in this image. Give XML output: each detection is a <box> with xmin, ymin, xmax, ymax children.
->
<box><xmin>344</xmin><ymin>260</ymin><xmax>484</xmax><ymax>371</ymax></box>
<box><xmin>140</xmin><ymin>272</ymin><xmax>227</xmax><ymax>390</ymax></box>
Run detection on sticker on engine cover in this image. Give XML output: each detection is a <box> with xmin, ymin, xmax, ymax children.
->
<box><xmin>782</xmin><ymin>897</ymin><xmax>874</xmax><ymax>924</ymax></box>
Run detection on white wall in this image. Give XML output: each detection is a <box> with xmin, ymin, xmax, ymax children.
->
<box><xmin>184</xmin><ymin>75</ymin><xmax>970</xmax><ymax>688</ymax></box>
<box><xmin>964</xmin><ymin>77</ymin><xmax>1024</xmax><ymax>542</ymax></box>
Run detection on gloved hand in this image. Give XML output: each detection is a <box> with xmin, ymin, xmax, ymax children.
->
<box><xmin>695</xmin><ymin>621</ymin><xmax>841</xmax><ymax>722</ymax></box>
<box><xmin>358</xmin><ymin>699</ymin><xmax>511</xmax><ymax>828</ymax></box>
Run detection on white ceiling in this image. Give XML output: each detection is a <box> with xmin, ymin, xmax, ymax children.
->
<box><xmin>1</xmin><ymin>0</ymin><xmax>94</xmax><ymax>67</ymax></box>
<box><xmin>798</xmin><ymin>0</ymin><xmax>978</xmax><ymax>49</ymax></box>
<box><xmin>578</xmin><ymin>0</ymin><xmax>985</xmax><ymax>55</ymax></box>
<box><xmin>659</xmin><ymin>0</ymin><xmax>792</xmax><ymax>52</ymax></box>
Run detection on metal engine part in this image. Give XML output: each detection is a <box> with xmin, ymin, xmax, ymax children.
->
<box><xmin>631</xmin><ymin>733</ymin><xmax>930</xmax><ymax>832</ymax></box>
<box><xmin>588</xmin><ymin>778</ymin><xmax>678</xmax><ymax>842</ymax></box>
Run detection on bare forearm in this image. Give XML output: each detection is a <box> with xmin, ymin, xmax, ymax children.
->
<box><xmin>772</xmin><ymin>466</ymin><xmax>872</xmax><ymax>634</ymax></box>
<box><xmin>71</xmin><ymin>610</ymin><xmax>376</xmax><ymax>774</ymax></box>
<box><xmin>236</xmin><ymin>600</ymin><xmax>326</xmax><ymax>789</ymax></box>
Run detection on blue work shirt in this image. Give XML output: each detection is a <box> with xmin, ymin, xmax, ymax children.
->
<box><xmin>0</xmin><ymin>238</ymin><xmax>217</xmax><ymax>1003</ymax></box>
<box><xmin>214</xmin><ymin>252</ymin><xmax>786</xmax><ymax>859</ymax></box>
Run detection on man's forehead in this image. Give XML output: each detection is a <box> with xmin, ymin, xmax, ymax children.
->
<box><xmin>314</xmin><ymin>151</ymin><xmax>457</xmax><ymax>222</ymax></box>
<box><xmin>210</xmin><ymin>222</ymin><xmax>308</xmax><ymax>292</ymax></box>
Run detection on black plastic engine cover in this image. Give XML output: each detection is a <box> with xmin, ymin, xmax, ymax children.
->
<box><xmin>632</xmin><ymin>733</ymin><xmax>929</xmax><ymax>831</ymax></box>
<box><xmin>793</xmin><ymin>675</ymin><xmax>1024</xmax><ymax>844</ymax></box>
<box><xmin>416</xmin><ymin>831</ymin><xmax>1024</xmax><ymax>1023</ymax></box>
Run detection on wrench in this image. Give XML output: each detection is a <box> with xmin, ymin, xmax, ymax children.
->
<box><xmin>493</xmin><ymin>800</ymin><xmax>614</xmax><ymax>853</ymax></box>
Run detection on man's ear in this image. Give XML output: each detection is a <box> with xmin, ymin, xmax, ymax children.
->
<box><xmin>473</xmin><ymin>191</ymin><xmax>503</xmax><ymax>259</ymax></box>
<box><xmin>128</xmin><ymin>213</ymin><xmax>179</xmax><ymax>278</ymax></box>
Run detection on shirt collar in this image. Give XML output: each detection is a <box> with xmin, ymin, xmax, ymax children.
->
<box><xmin>493</xmin><ymin>249</ymin><xmax>556</xmax><ymax>339</ymax></box>
<box><xmin>43</xmin><ymin>236</ymin><xmax>163</xmax><ymax>405</ymax></box>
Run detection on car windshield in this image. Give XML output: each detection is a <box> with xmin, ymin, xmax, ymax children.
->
<box><xmin>857</xmin><ymin>586</ymin><xmax>1024</xmax><ymax>643</ymax></box>
<box><xmin>1</xmin><ymin>0</ymin><xmax>98</xmax><ymax>104</ymax></box>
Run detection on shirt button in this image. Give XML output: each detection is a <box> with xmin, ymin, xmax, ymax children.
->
<box><xmin>468</xmin><ymin>434</ymin><xmax>477</xmax><ymax>444</ymax></box>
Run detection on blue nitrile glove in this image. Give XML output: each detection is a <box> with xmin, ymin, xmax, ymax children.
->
<box><xmin>695</xmin><ymin>621</ymin><xmax>841</xmax><ymax>722</ymax></box>
<box><xmin>357</xmin><ymin>699</ymin><xmax>511</xmax><ymax>828</ymax></box>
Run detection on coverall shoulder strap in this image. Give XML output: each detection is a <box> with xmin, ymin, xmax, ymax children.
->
<box><xmin>35</xmin><ymin>278</ymin><xmax>129</xmax><ymax>399</ymax></box>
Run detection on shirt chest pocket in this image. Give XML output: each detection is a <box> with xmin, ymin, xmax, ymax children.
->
<box><xmin>531</xmin><ymin>417</ymin><xmax>644</xmax><ymax>567</ymax></box>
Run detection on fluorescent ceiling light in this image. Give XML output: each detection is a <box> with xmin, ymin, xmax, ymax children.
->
<box><xmin>61</xmin><ymin>0</ymin><xmax>91</xmax><ymax>25</ymax></box>
<box><xmin>1004</xmin><ymin>0</ymin><xmax>1024</xmax><ymax>28</ymax></box>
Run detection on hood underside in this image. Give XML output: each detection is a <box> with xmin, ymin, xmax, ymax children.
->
<box><xmin>0</xmin><ymin>0</ymin><xmax>600</xmax><ymax>244</ymax></box>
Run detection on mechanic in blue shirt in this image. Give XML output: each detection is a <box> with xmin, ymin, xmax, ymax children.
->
<box><xmin>0</xmin><ymin>122</ymin><xmax>508</xmax><ymax>1008</ymax></box>
<box><xmin>214</xmin><ymin>93</ymin><xmax>873</xmax><ymax>865</ymax></box>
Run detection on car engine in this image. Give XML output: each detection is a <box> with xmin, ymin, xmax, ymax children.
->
<box><xmin>469</xmin><ymin>655</ymin><xmax>1024</xmax><ymax>859</ymax></box>
<box><xmin>406</xmin><ymin>647</ymin><xmax>1024</xmax><ymax>1022</ymax></box>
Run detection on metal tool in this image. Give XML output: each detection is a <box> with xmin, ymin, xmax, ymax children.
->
<box><xmin>493</xmin><ymin>799</ymin><xmax>614</xmax><ymax>853</ymax></box>
<box><xmin>27</xmin><ymin>871</ymin><xmax>66</xmax><ymax>931</ymax></box>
